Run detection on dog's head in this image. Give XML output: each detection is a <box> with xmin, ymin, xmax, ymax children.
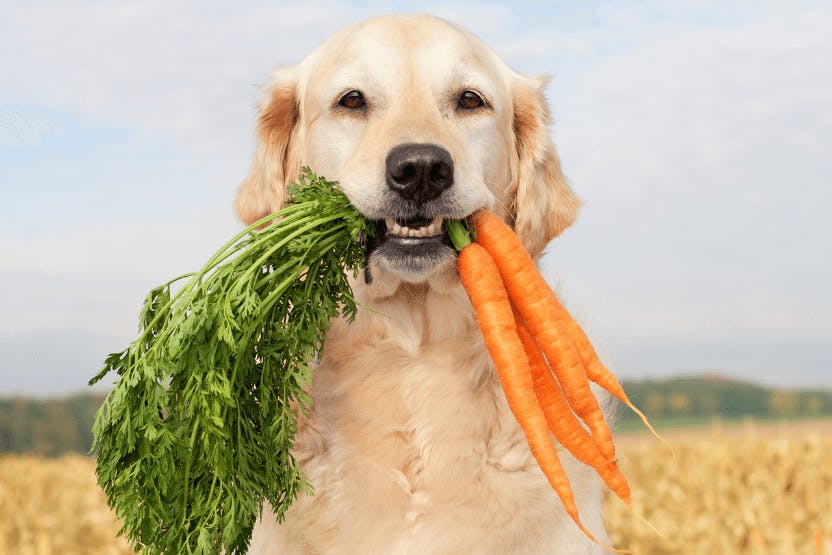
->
<box><xmin>236</xmin><ymin>15</ymin><xmax>579</xmax><ymax>286</ymax></box>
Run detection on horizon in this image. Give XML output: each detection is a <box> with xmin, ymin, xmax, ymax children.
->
<box><xmin>2</xmin><ymin>1</ymin><xmax>831</xmax><ymax>395</ymax></box>
<box><xmin>3</xmin><ymin>369</ymin><xmax>831</xmax><ymax>401</ymax></box>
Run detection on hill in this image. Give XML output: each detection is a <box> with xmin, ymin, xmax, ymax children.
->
<box><xmin>0</xmin><ymin>394</ymin><xmax>104</xmax><ymax>456</ymax></box>
<box><xmin>616</xmin><ymin>374</ymin><xmax>832</xmax><ymax>423</ymax></box>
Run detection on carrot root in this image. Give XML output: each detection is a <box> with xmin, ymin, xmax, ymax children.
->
<box><xmin>513</xmin><ymin>304</ymin><xmax>631</xmax><ymax>505</ymax></box>
<box><xmin>473</xmin><ymin>211</ymin><xmax>617</xmax><ymax>461</ymax></box>
<box><xmin>458</xmin><ymin>243</ymin><xmax>628</xmax><ymax>553</ymax></box>
<box><xmin>454</xmin><ymin>211</ymin><xmax>681</xmax><ymax>553</ymax></box>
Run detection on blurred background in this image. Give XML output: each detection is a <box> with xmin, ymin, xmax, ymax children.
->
<box><xmin>1</xmin><ymin>1</ymin><xmax>830</xmax><ymax>553</ymax></box>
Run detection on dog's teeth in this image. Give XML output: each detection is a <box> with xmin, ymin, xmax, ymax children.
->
<box><xmin>387</xmin><ymin>217</ymin><xmax>446</xmax><ymax>238</ymax></box>
<box><xmin>432</xmin><ymin>217</ymin><xmax>444</xmax><ymax>236</ymax></box>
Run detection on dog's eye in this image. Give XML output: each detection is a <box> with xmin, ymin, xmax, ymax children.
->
<box><xmin>458</xmin><ymin>90</ymin><xmax>485</xmax><ymax>110</ymax></box>
<box><xmin>338</xmin><ymin>90</ymin><xmax>366</xmax><ymax>110</ymax></box>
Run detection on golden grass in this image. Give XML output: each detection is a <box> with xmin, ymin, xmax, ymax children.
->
<box><xmin>606</xmin><ymin>425</ymin><xmax>832</xmax><ymax>554</ymax></box>
<box><xmin>0</xmin><ymin>454</ymin><xmax>131</xmax><ymax>555</ymax></box>
<box><xmin>2</xmin><ymin>425</ymin><xmax>830</xmax><ymax>554</ymax></box>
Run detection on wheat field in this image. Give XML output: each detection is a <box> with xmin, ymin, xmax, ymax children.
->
<box><xmin>606</xmin><ymin>420</ymin><xmax>832</xmax><ymax>554</ymax></box>
<box><xmin>2</xmin><ymin>421</ymin><xmax>831</xmax><ymax>554</ymax></box>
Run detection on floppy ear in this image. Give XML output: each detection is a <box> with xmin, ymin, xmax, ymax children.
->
<box><xmin>509</xmin><ymin>75</ymin><xmax>580</xmax><ymax>258</ymax></box>
<box><xmin>236</xmin><ymin>68</ymin><xmax>303</xmax><ymax>224</ymax></box>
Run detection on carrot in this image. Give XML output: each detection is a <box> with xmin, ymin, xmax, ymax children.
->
<box><xmin>474</xmin><ymin>211</ymin><xmax>664</xmax><ymax>446</ymax></box>
<box><xmin>473</xmin><ymin>211</ymin><xmax>616</xmax><ymax>460</ymax></box>
<box><xmin>512</xmin><ymin>304</ymin><xmax>632</xmax><ymax>506</ymax></box>
<box><xmin>542</xmin><ymin>295</ymin><xmax>664</xmax><ymax>443</ymax></box>
<box><xmin>457</xmin><ymin>242</ymin><xmax>624</xmax><ymax>552</ymax></box>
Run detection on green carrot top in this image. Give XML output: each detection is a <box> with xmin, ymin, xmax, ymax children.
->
<box><xmin>89</xmin><ymin>169</ymin><xmax>375</xmax><ymax>554</ymax></box>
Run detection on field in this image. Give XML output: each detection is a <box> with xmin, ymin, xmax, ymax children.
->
<box><xmin>0</xmin><ymin>454</ymin><xmax>131</xmax><ymax>555</ymax></box>
<box><xmin>2</xmin><ymin>419</ymin><xmax>831</xmax><ymax>554</ymax></box>
<box><xmin>607</xmin><ymin>419</ymin><xmax>832</xmax><ymax>554</ymax></box>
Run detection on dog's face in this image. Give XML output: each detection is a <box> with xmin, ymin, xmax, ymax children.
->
<box><xmin>237</xmin><ymin>15</ymin><xmax>580</xmax><ymax>284</ymax></box>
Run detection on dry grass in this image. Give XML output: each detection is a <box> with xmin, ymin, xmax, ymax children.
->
<box><xmin>1</xmin><ymin>421</ymin><xmax>831</xmax><ymax>554</ymax></box>
<box><xmin>0</xmin><ymin>454</ymin><xmax>131</xmax><ymax>555</ymax></box>
<box><xmin>606</xmin><ymin>421</ymin><xmax>832</xmax><ymax>554</ymax></box>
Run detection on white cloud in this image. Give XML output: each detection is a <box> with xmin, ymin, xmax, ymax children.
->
<box><xmin>0</xmin><ymin>110</ymin><xmax>64</xmax><ymax>147</ymax></box>
<box><xmin>541</xmin><ymin>2</ymin><xmax>832</xmax><ymax>350</ymax></box>
<box><xmin>2</xmin><ymin>1</ymin><xmax>831</xmax><ymax>392</ymax></box>
<box><xmin>0</xmin><ymin>198</ymin><xmax>241</xmax><ymax>336</ymax></box>
<box><xmin>0</xmin><ymin>1</ymin><xmax>386</xmax><ymax>157</ymax></box>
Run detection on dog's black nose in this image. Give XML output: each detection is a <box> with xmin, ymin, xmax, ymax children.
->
<box><xmin>385</xmin><ymin>143</ymin><xmax>454</xmax><ymax>204</ymax></box>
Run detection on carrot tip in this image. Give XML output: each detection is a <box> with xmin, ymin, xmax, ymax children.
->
<box><xmin>632</xmin><ymin>507</ymin><xmax>667</xmax><ymax>540</ymax></box>
<box><xmin>623</xmin><ymin>398</ymin><xmax>678</xmax><ymax>464</ymax></box>
<box><xmin>616</xmin><ymin>492</ymin><xmax>665</xmax><ymax>540</ymax></box>
<box><xmin>575</xmin><ymin>520</ymin><xmax>631</xmax><ymax>554</ymax></box>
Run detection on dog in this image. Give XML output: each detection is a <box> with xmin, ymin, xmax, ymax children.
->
<box><xmin>236</xmin><ymin>14</ymin><xmax>610</xmax><ymax>554</ymax></box>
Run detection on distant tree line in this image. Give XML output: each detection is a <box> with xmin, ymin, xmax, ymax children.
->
<box><xmin>0</xmin><ymin>394</ymin><xmax>104</xmax><ymax>456</ymax></box>
<box><xmin>2</xmin><ymin>376</ymin><xmax>831</xmax><ymax>455</ymax></box>
<box><xmin>617</xmin><ymin>376</ymin><xmax>832</xmax><ymax>422</ymax></box>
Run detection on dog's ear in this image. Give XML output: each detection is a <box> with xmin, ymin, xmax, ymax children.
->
<box><xmin>236</xmin><ymin>67</ymin><xmax>303</xmax><ymax>224</ymax></box>
<box><xmin>509</xmin><ymin>75</ymin><xmax>580</xmax><ymax>258</ymax></box>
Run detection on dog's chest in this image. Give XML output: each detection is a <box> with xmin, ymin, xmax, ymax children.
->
<box><xmin>248</xmin><ymin>290</ymin><xmax>606</xmax><ymax>554</ymax></box>
<box><xmin>285</xmin><ymin>322</ymin><xmax>585</xmax><ymax>552</ymax></box>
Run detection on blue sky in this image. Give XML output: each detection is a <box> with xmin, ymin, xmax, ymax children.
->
<box><xmin>1</xmin><ymin>1</ymin><xmax>831</xmax><ymax>395</ymax></box>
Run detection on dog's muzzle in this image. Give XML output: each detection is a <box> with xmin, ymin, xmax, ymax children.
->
<box><xmin>364</xmin><ymin>143</ymin><xmax>459</xmax><ymax>282</ymax></box>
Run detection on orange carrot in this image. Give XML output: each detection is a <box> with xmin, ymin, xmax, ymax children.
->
<box><xmin>543</xmin><ymin>294</ymin><xmax>664</xmax><ymax>442</ymax></box>
<box><xmin>457</xmin><ymin>242</ymin><xmax>621</xmax><ymax>551</ymax></box>
<box><xmin>474</xmin><ymin>211</ymin><xmax>616</xmax><ymax>460</ymax></box>
<box><xmin>473</xmin><ymin>211</ymin><xmax>663</xmax><ymax>445</ymax></box>
<box><xmin>512</xmin><ymin>304</ymin><xmax>632</xmax><ymax>505</ymax></box>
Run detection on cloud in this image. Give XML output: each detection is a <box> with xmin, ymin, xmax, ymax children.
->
<box><xmin>0</xmin><ymin>191</ymin><xmax>241</xmax><ymax>336</ymax></box>
<box><xmin>0</xmin><ymin>330</ymin><xmax>123</xmax><ymax>396</ymax></box>
<box><xmin>0</xmin><ymin>1</ymin><xmax>383</xmax><ymax>157</ymax></box>
<box><xmin>541</xmin><ymin>1</ymin><xmax>832</xmax><ymax>349</ymax></box>
<box><xmin>608</xmin><ymin>335</ymin><xmax>832</xmax><ymax>389</ymax></box>
<box><xmin>2</xmin><ymin>2</ymin><xmax>831</xmax><ymax>393</ymax></box>
<box><xmin>0</xmin><ymin>109</ymin><xmax>64</xmax><ymax>148</ymax></box>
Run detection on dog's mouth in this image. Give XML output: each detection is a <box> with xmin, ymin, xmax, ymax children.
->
<box><xmin>364</xmin><ymin>213</ymin><xmax>460</xmax><ymax>282</ymax></box>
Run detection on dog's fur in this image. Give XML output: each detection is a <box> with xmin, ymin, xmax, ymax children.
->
<box><xmin>237</xmin><ymin>15</ymin><xmax>610</xmax><ymax>554</ymax></box>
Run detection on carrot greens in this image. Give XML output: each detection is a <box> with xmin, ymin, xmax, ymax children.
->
<box><xmin>89</xmin><ymin>169</ymin><xmax>375</xmax><ymax>554</ymax></box>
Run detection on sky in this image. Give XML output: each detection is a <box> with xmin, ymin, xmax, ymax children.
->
<box><xmin>1</xmin><ymin>0</ymin><xmax>830</xmax><ymax>396</ymax></box>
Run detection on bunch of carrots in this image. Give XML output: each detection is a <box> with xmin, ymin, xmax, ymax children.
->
<box><xmin>446</xmin><ymin>212</ymin><xmax>661</xmax><ymax>552</ymax></box>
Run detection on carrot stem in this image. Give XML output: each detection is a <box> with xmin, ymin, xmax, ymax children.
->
<box><xmin>444</xmin><ymin>218</ymin><xmax>472</xmax><ymax>250</ymax></box>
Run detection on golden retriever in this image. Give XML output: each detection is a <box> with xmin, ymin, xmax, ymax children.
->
<box><xmin>236</xmin><ymin>14</ymin><xmax>610</xmax><ymax>554</ymax></box>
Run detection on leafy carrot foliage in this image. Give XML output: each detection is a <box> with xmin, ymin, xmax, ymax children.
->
<box><xmin>89</xmin><ymin>170</ymin><xmax>375</xmax><ymax>554</ymax></box>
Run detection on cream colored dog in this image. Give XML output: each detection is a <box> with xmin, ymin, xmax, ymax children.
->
<box><xmin>237</xmin><ymin>14</ymin><xmax>610</xmax><ymax>554</ymax></box>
